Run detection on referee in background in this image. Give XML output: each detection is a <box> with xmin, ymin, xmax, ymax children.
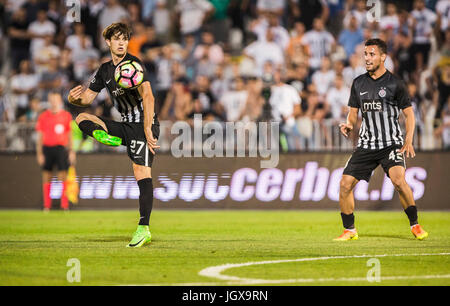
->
<box><xmin>36</xmin><ymin>91</ymin><xmax>75</xmax><ymax>211</ymax></box>
<box><xmin>335</xmin><ymin>38</ymin><xmax>428</xmax><ymax>241</ymax></box>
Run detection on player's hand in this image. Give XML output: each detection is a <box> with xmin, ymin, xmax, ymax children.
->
<box><xmin>400</xmin><ymin>142</ymin><xmax>415</xmax><ymax>158</ymax></box>
<box><xmin>145</xmin><ymin>129</ymin><xmax>160</xmax><ymax>155</ymax></box>
<box><xmin>68</xmin><ymin>85</ymin><xmax>83</xmax><ymax>103</ymax></box>
<box><xmin>339</xmin><ymin>123</ymin><xmax>353</xmax><ymax>137</ymax></box>
<box><xmin>37</xmin><ymin>153</ymin><xmax>44</xmax><ymax>166</ymax></box>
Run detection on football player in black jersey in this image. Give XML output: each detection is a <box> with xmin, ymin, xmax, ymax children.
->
<box><xmin>68</xmin><ymin>23</ymin><xmax>159</xmax><ymax>248</ymax></box>
<box><xmin>335</xmin><ymin>38</ymin><xmax>428</xmax><ymax>241</ymax></box>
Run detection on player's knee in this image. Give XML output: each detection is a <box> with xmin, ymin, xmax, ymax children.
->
<box><xmin>391</xmin><ymin>176</ymin><xmax>407</xmax><ymax>191</ymax></box>
<box><xmin>75</xmin><ymin>113</ymin><xmax>91</xmax><ymax>124</ymax></box>
<box><xmin>339</xmin><ymin>179</ymin><xmax>354</xmax><ymax>195</ymax></box>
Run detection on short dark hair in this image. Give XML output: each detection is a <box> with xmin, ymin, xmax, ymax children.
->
<box><xmin>102</xmin><ymin>22</ymin><xmax>131</xmax><ymax>41</ymax></box>
<box><xmin>365</xmin><ymin>38</ymin><xmax>387</xmax><ymax>55</ymax></box>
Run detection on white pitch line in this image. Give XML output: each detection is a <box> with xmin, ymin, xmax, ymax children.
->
<box><xmin>121</xmin><ymin>252</ymin><xmax>450</xmax><ymax>286</ymax></box>
<box><xmin>196</xmin><ymin>252</ymin><xmax>450</xmax><ymax>285</ymax></box>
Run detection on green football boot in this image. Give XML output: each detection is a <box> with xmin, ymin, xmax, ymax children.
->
<box><xmin>126</xmin><ymin>225</ymin><xmax>152</xmax><ymax>248</ymax></box>
<box><xmin>92</xmin><ymin>130</ymin><xmax>122</xmax><ymax>146</ymax></box>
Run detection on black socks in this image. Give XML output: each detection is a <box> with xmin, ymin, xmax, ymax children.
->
<box><xmin>78</xmin><ymin>120</ymin><xmax>106</xmax><ymax>137</ymax></box>
<box><xmin>340</xmin><ymin>207</ymin><xmax>418</xmax><ymax>230</ymax></box>
<box><xmin>137</xmin><ymin>178</ymin><xmax>153</xmax><ymax>226</ymax></box>
<box><xmin>404</xmin><ymin>206</ymin><xmax>418</xmax><ymax>226</ymax></box>
<box><xmin>340</xmin><ymin>212</ymin><xmax>355</xmax><ymax>229</ymax></box>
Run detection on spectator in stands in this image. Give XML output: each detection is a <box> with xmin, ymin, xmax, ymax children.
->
<box><xmin>11</xmin><ymin>60</ymin><xmax>39</xmax><ymax>120</ymax></box>
<box><xmin>410</xmin><ymin>0</ymin><xmax>437</xmax><ymax>73</ymax></box>
<box><xmin>251</xmin><ymin>12</ymin><xmax>290</xmax><ymax>50</ymax></box>
<box><xmin>18</xmin><ymin>96</ymin><xmax>42</xmax><ymax>123</ymax></box>
<box><xmin>256</xmin><ymin>0</ymin><xmax>286</xmax><ymax>18</ymax></box>
<box><xmin>128</xmin><ymin>22</ymin><xmax>148</xmax><ymax>57</ymax></box>
<box><xmin>80</xmin><ymin>0</ymin><xmax>104</xmax><ymax>49</ymax></box>
<box><xmin>207</xmin><ymin>0</ymin><xmax>231</xmax><ymax>45</ymax></box>
<box><xmin>326</xmin><ymin>74</ymin><xmax>350</xmax><ymax>121</ymax></box>
<box><xmin>217</xmin><ymin>77</ymin><xmax>248</xmax><ymax>122</ymax></box>
<box><xmin>343</xmin><ymin>0</ymin><xmax>368</xmax><ymax>30</ymax></box>
<box><xmin>312</xmin><ymin>57</ymin><xmax>335</xmax><ymax>97</ymax></box>
<box><xmin>153</xmin><ymin>0</ymin><xmax>171</xmax><ymax>43</ymax></box>
<box><xmin>0</xmin><ymin>78</ymin><xmax>13</xmax><ymax>123</ymax></box>
<box><xmin>435</xmin><ymin>96</ymin><xmax>450</xmax><ymax>150</ymax></box>
<box><xmin>210</xmin><ymin>65</ymin><xmax>230</xmax><ymax>101</ymax></box>
<box><xmin>286</xmin><ymin>62</ymin><xmax>309</xmax><ymax>101</ymax></box>
<box><xmin>8</xmin><ymin>7</ymin><xmax>31</xmax><ymax>72</ymax></box>
<box><xmin>155</xmin><ymin>45</ymin><xmax>175</xmax><ymax>111</ymax></box>
<box><xmin>194</xmin><ymin>30</ymin><xmax>224</xmax><ymax>65</ymax></box>
<box><xmin>160</xmin><ymin>77</ymin><xmax>192</xmax><ymax>121</ymax></box>
<box><xmin>436</xmin><ymin>0</ymin><xmax>450</xmax><ymax>42</ymax></box>
<box><xmin>240</xmin><ymin>77</ymin><xmax>264</xmax><ymax>122</ymax></box>
<box><xmin>290</xmin><ymin>0</ymin><xmax>329</xmax><ymax>31</ymax></box>
<box><xmin>38</xmin><ymin>57</ymin><xmax>64</xmax><ymax>102</ymax></box>
<box><xmin>270</xmin><ymin>68</ymin><xmax>301</xmax><ymax>151</ymax></box>
<box><xmin>28</xmin><ymin>9</ymin><xmax>56</xmax><ymax>61</ymax></box>
<box><xmin>301</xmin><ymin>18</ymin><xmax>335</xmax><ymax>71</ymax></box>
<box><xmin>98</xmin><ymin>0</ymin><xmax>129</xmax><ymax>51</ymax></box>
<box><xmin>244</xmin><ymin>30</ymin><xmax>285</xmax><ymax>76</ymax></box>
<box><xmin>380</xmin><ymin>2</ymin><xmax>400</xmax><ymax>33</ymax></box>
<box><xmin>338</xmin><ymin>15</ymin><xmax>364</xmax><ymax>60</ymax></box>
<box><xmin>342</xmin><ymin>53</ymin><xmax>365</xmax><ymax>87</ymax></box>
<box><xmin>190</xmin><ymin>75</ymin><xmax>220</xmax><ymax>121</ymax></box>
<box><xmin>34</xmin><ymin>36</ymin><xmax>60</xmax><ymax>74</ymax></box>
<box><xmin>22</xmin><ymin>0</ymin><xmax>47</xmax><ymax>24</ymax></box>
<box><xmin>286</xmin><ymin>21</ymin><xmax>307</xmax><ymax>59</ymax></box>
<box><xmin>175</xmin><ymin>0</ymin><xmax>214</xmax><ymax>44</ymax></box>
<box><xmin>394</xmin><ymin>31</ymin><xmax>414</xmax><ymax>81</ymax></box>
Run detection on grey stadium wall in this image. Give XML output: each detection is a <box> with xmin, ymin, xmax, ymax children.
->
<box><xmin>0</xmin><ymin>152</ymin><xmax>449</xmax><ymax>210</ymax></box>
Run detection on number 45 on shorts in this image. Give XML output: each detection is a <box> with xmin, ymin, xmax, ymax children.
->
<box><xmin>389</xmin><ymin>149</ymin><xmax>404</xmax><ymax>163</ymax></box>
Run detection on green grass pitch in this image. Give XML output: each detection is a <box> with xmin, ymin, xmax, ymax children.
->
<box><xmin>0</xmin><ymin>210</ymin><xmax>449</xmax><ymax>286</ymax></box>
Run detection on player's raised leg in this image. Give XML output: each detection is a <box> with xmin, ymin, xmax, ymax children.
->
<box><xmin>389</xmin><ymin>166</ymin><xmax>428</xmax><ymax>240</ymax></box>
<box><xmin>75</xmin><ymin>113</ymin><xmax>122</xmax><ymax>146</ymax></box>
<box><xmin>127</xmin><ymin>163</ymin><xmax>153</xmax><ymax>248</ymax></box>
<box><xmin>334</xmin><ymin>174</ymin><xmax>359</xmax><ymax>241</ymax></box>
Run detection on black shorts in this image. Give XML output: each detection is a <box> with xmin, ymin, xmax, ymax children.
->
<box><xmin>343</xmin><ymin>144</ymin><xmax>406</xmax><ymax>182</ymax></box>
<box><xmin>100</xmin><ymin>117</ymin><xmax>160</xmax><ymax>167</ymax></box>
<box><xmin>42</xmin><ymin>145</ymin><xmax>69</xmax><ymax>171</ymax></box>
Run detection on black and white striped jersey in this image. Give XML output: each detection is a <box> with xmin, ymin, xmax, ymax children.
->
<box><xmin>89</xmin><ymin>53</ymin><xmax>155</xmax><ymax>123</ymax></box>
<box><xmin>348</xmin><ymin>70</ymin><xmax>412</xmax><ymax>150</ymax></box>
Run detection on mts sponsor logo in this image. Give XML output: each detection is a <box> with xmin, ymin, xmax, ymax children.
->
<box><xmin>50</xmin><ymin>162</ymin><xmax>427</xmax><ymax>203</ymax></box>
<box><xmin>362</xmin><ymin>99</ymin><xmax>383</xmax><ymax>113</ymax></box>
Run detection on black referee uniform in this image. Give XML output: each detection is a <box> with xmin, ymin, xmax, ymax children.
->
<box><xmin>88</xmin><ymin>53</ymin><xmax>160</xmax><ymax>167</ymax></box>
<box><xmin>343</xmin><ymin>70</ymin><xmax>411</xmax><ymax>182</ymax></box>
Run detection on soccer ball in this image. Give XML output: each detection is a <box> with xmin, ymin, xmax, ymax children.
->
<box><xmin>114</xmin><ymin>60</ymin><xmax>144</xmax><ymax>89</ymax></box>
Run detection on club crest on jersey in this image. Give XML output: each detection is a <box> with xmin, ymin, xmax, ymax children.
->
<box><xmin>112</xmin><ymin>87</ymin><xmax>124</xmax><ymax>97</ymax></box>
<box><xmin>378</xmin><ymin>87</ymin><xmax>387</xmax><ymax>98</ymax></box>
<box><xmin>362</xmin><ymin>99</ymin><xmax>383</xmax><ymax>113</ymax></box>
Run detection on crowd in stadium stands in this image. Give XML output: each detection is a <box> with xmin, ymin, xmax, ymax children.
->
<box><xmin>0</xmin><ymin>0</ymin><xmax>449</xmax><ymax>151</ymax></box>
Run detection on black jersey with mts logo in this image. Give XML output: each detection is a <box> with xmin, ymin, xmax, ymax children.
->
<box><xmin>348</xmin><ymin>70</ymin><xmax>411</xmax><ymax>150</ymax></box>
<box><xmin>89</xmin><ymin>53</ymin><xmax>156</xmax><ymax>124</ymax></box>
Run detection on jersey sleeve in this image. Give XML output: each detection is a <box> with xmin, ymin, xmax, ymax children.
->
<box><xmin>395</xmin><ymin>79</ymin><xmax>412</xmax><ymax>109</ymax></box>
<box><xmin>88</xmin><ymin>66</ymin><xmax>105</xmax><ymax>93</ymax></box>
<box><xmin>347</xmin><ymin>81</ymin><xmax>360</xmax><ymax>108</ymax></box>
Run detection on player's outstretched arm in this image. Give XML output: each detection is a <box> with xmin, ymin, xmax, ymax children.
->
<box><xmin>139</xmin><ymin>81</ymin><xmax>160</xmax><ymax>155</ymax></box>
<box><xmin>339</xmin><ymin>107</ymin><xmax>358</xmax><ymax>137</ymax></box>
<box><xmin>68</xmin><ymin>86</ymin><xmax>98</xmax><ymax>107</ymax></box>
<box><xmin>400</xmin><ymin>106</ymin><xmax>416</xmax><ymax>158</ymax></box>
